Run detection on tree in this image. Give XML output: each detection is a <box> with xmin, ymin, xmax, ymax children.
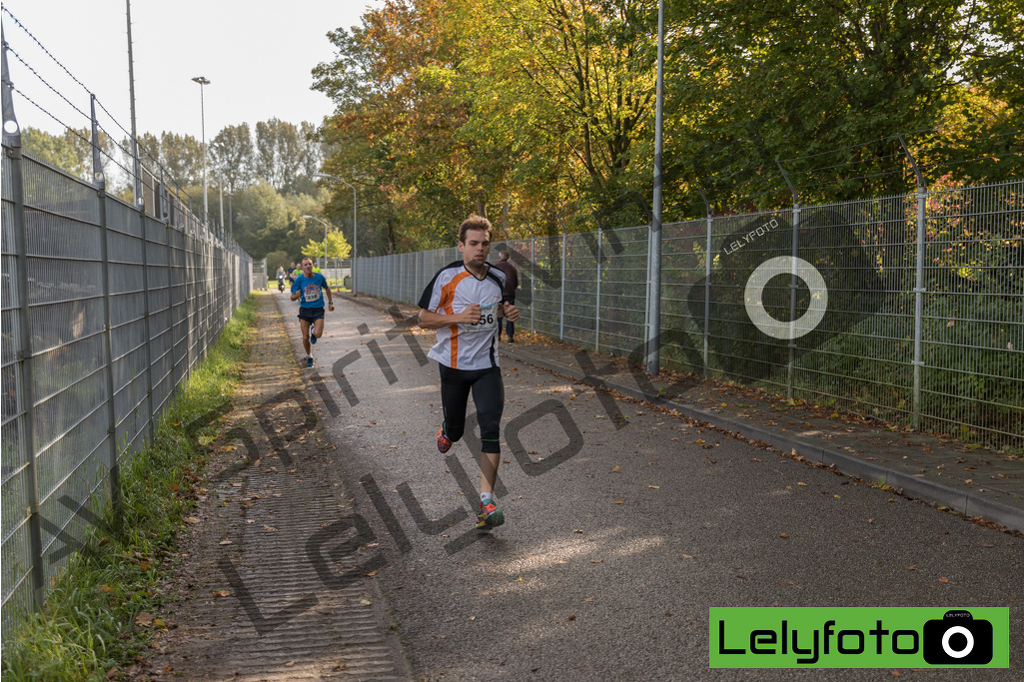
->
<box><xmin>211</xmin><ymin>123</ymin><xmax>255</xmax><ymax>192</ymax></box>
<box><xmin>254</xmin><ymin>118</ymin><xmax>317</xmax><ymax>193</ymax></box>
<box><xmin>23</xmin><ymin>126</ymin><xmax>120</xmax><ymax>185</ymax></box>
<box><xmin>158</xmin><ymin>131</ymin><xmax>203</xmax><ymax>188</ymax></box>
<box><xmin>22</xmin><ymin>127</ymin><xmax>88</xmax><ymax>177</ymax></box>
<box><xmin>662</xmin><ymin>0</ymin><xmax>1019</xmax><ymax>212</ymax></box>
<box><xmin>300</xmin><ymin>231</ymin><xmax>352</xmax><ymax>261</ymax></box>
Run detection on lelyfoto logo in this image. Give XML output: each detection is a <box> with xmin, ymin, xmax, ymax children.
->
<box><xmin>709</xmin><ymin>607</ymin><xmax>1009</xmax><ymax>668</ymax></box>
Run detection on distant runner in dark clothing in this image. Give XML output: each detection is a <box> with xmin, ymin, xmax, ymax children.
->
<box><xmin>492</xmin><ymin>250</ymin><xmax>519</xmax><ymax>342</ymax></box>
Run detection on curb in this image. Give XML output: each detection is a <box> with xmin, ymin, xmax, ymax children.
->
<box><xmin>337</xmin><ymin>292</ymin><xmax>1024</xmax><ymax>535</ymax></box>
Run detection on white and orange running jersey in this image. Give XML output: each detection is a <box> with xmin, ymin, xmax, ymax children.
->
<box><xmin>418</xmin><ymin>261</ymin><xmax>506</xmax><ymax>370</ymax></box>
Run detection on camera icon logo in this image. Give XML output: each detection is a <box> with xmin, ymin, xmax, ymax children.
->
<box><xmin>922</xmin><ymin>610</ymin><xmax>993</xmax><ymax>665</ymax></box>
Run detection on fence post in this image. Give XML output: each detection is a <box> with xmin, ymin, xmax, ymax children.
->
<box><xmin>560</xmin><ymin>224</ymin><xmax>566</xmax><ymax>341</ymax></box>
<box><xmin>3</xmin><ymin>39</ymin><xmax>46</xmax><ymax>610</ymax></box>
<box><xmin>138</xmin><ymin>175</ymin><xmax>156</xmax><ymax>441</ymax></box>
<box><xmin>91</xmin><ymin>95</ymin><xmax>122</xmax><ymax>523</ymax></box>
<box><xmin>777</xmin><ymin>160</ymin><xmax>801</xmax><ymax>401</ymax></box>
<box><xmin>697</xmin><ymin>183</ymin><xmax>713</xmax><ymax>379</ymax></box>
<box><xmin>530</xmin><ymin>227</ymin><xmax>536</xmax><ymax>335</ymax></box>
<box><xmin>595</xmin><ymin>227</ymin><xmax>602</xmax><ymax>353</ymax></box>
<box><xmin>900</xmin><ymin>134</ymin><xmax>927</xmax><ymax>431</ymax></box>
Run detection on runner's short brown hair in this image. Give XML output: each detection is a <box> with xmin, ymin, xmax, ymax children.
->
<box><xmin>458</xmin><ymin>215</ymin><xmax>492</xmax><ymax>244</ymax></box>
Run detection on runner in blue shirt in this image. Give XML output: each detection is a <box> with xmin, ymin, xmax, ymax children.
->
<box><xmin>290</xmin><ymin>257</ymin><xmax>334</xmax><ymax>367</ymax></box>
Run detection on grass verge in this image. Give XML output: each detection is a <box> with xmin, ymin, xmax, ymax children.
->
<box><xmin>1</xmin><ymin>294</ymin><xmax>259</xmax><ymax>681</ymax></box>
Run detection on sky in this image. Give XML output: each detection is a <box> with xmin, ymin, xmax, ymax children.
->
<box><xmin>1</xmin><ymin>0</ymin><xmax>381</xmax><ymax>142</ymax></box>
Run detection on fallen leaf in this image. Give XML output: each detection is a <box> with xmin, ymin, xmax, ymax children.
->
<box><xmin>360</xmin><ymin>599</ymin><xmax>373</xmax><ymax>605</ymax></box>
<box><xmin>683</xmin><ymin>554</ymin><xmax>694</xmax><ymax>559</ymax></box>
<box><xmin>939</xmin><ymin>576</ymin><xmax>949</xmax><ymax>583</ymax></box>
<box><xmin>213</xmin><ymin>590</ymin><xmax>230</xmax><ymax>597</ymax></box>
<box><xmin>779</xmin><ymin>533</ymin><xmax>790</xmax><ymax>539</ymax></box>
<box><xmin>230</xmin><ymin>482</ymin><xmax>242</xmax><ymax>488</ymax></box>
<box><xmin>99</xmin><ymin>584</ymin><xmax>112</xmax><ymax>593</ymax></box>
<box><xmin>797</xmin><ymin>482</ymin><xmax>808</xmax><ymax>486</ymax></box>
<box><xmin>219</xmin><ymin>540</ymin><xmax>232</xmax><ymax>545</ymax></box>
<box><xmin>134</xmin><ymin>612</ymin><xmax>154</xmax><ymax>626</ymax></box>
<box><xmin>262</xmin><ymin>525</ymin><xmax>278</xmax><ymax>532</ymax></box>
<box><xmin>152</xmin><ymin>618</ymin><xmax>166</xmax><ymax>628</ymax></box>
<box><xmin>183</xmin><ymin>517</ymin><xmax>200</xmax><ymax>524</ymax></box>
<box><xmin>139</xmin><ymin>561</ymin><xmax>150</xmax><ymax>571</ymax></box>
<box><xmin>647</xmin><ymin>485</ymin><xmax>660</xmax><ymax>489</ymax></box>
<box><xmin>612</xmin><ymin>465</ymin><xmax>620</xmax><ymax>472</ymax></box>
<box><xmin>614</xmin><ymin>500</ymin><xmax>623</xmax><ymax>504</ymax></box>
<box><xmin>574</xmin><ymin>529</ymin><xmax>584</xmax><ymax>534</ymax></box>
<box><xmin>285</xmin><ymin>661</ymin><xmax>295</xmax><ymax>667</ymax></box>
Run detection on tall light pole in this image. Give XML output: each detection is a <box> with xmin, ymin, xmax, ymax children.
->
<box><xmin>315</xmin><ymin>173</ymin><xmax>358</xmax><ymax>296</ymax></box>
<box><xmin>301</xmin><ymin>214</ymin><xmax>331</xmax><ymax>268</ymax></box>
<box><xmin>646</xmin><ymin>0</ymin><xmax>665</xmax><ymax>376</ymax></box>
<box><xmin>192</xmin><ymin>76</ymin><xmax>210</xmax><ymax>223</ymax></box>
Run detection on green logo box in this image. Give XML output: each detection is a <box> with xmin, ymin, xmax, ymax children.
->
<box><xmin>709</xmin><ymin>607</ymin><xmax>1009</xmax><ymax>668</ymax></box>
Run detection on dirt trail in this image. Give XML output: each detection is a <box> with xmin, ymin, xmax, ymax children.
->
<box><xmin>148</xmin><ymin>292</ymin><xmax>410</xmax><ymax>681</ymax></box>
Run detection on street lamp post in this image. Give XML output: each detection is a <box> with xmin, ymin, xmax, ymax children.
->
<box><xmin>314</xmin><ymin>173</ymin><xmax>357</xmax><ymax>296</ymax></box>
<box><xmin>191</xmin><ymin>76</ymin><xmax>210</xmax><ymax>223</ymax></box>
<box><xmin>301</xmin><ymin>214</ymin><xmax>331</xmax><ymax>268</ymax></box>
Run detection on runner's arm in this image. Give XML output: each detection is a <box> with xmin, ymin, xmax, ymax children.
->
<box><xmin>323</xmin><ymin>281</ymin><xmax>334</xmax><ymax>308</ymax></box>
<box><xmin>418</xmin><ymin>306</ymin><xmax>478</xmax><ymax>329</ymax></box>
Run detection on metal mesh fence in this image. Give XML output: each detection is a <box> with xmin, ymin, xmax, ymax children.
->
<box><xmin>1</xmin><ymin>149</ymin><xmax>252</xmax><ymax>637</ymax></box>
<box><xmin>353</xmin><ymin>181</ymin><xmax>1022</xmax><ymax>450</ymax></box>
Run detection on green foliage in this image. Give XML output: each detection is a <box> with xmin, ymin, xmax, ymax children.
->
<box><xmin>0</xmin><ymin>296</ymin><xmax>257</xmax><ymax>680</ymax></box>
<box><xmin>22</xmin><ymin>126</ymin><xmax>122</xmax><ymax>190</ymax></box>
<box><xmin>300</xmin><ymin>230</ymin><xmax>352</xmax><ymax>260</ymax></box>
<box><xmin>312</xmin><ymin>0</ymin><xmax>1019</xmax><ymax>248</ymax></box>
<box><xmin>782</xmin><ymin>294</ymin><xmax>1021</xmax><ymax>442</ymax></box>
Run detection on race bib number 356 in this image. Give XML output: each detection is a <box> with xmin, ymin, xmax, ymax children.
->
<box><xmin>463</xmin><ymin>303</ymin><xmax>498</xmax><ymax>333</ymax></box>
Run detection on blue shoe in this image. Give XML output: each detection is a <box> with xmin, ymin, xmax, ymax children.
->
<box><xmin>305</xmin><ymin>356</ymin><xmax>313</xmax><ymax>367</ymax></box>
<box><xmin>310</xmin><ymin>330</ymin><xmax>318</xmax><ymax>345</ymax></box>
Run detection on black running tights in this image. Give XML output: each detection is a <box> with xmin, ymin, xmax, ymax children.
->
<box><xmin>439</xmin><ymin>365</ymin><xmax>504</xmax><ymax>454</ymax></box>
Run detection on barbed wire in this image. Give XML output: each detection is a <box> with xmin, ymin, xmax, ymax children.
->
<box><xmin>2</xmin><ymin>7</ymin><xmax>92</xmax><ymax>98</ymax></box>
<box><xmin>5</xmin><ymin>44</ymin><xmax>91</xmax><ymax>127</ymax></box>
<box><xmin>918</xmin><ymin>148</ymin><xmax>1024</xmax><ymax>174</ymax></box>
<box><xmin>793</xmin><ymin>167</ymin><xmax>909</xmax><ymax>194</ymax></box>
<box><xmin>779</xmin><ymin>135</ymin><xmax>901</xmax><ymax>165</ymax></box>
<box><xmin>788</xmin><ymin>151</ymin><xmax>906</xmax><ymax>178</ymax></box>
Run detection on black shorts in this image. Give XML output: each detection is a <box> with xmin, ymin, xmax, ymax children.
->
<box><xmin>298</xmin><ymin>307</ymin><xmax>325</xmax><ymax>323</ymax></box>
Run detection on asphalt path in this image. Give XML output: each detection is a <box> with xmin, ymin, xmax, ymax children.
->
<box><xmin>277</xmin><ymin>293</ymin><xmax>1023</xmax><ymax>681</ymax></box>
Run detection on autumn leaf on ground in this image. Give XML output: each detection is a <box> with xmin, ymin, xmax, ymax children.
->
<box><xmin>213</xmin><ymin>590</ymin><xmax>230</xmax><ymax>597</ymax></box>
<box><xmin>134</xmin><ymin>612</ymin><xmax>154</xmax><ymax>627</ymax></box>
<box><xmin>779</xmin><ymin>533</ymin><xmax>790</xmax><ymax>539</ymax></box>
<box><xmin>183</xmin><ymin>517</ymin><xmax>200</xmax><ymax>524</ymax></box>
<box><xmin>263</xmin><ymin>525</ymin><xmax>278</xmax><ymax>531</ymax></box>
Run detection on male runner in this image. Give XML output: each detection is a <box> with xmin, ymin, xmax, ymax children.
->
<box><xmin>418</xmin><ymin>215</ymin><xmax>519</xmax><ymax>529</ymax></box>
<box><xmin>290</xmin><ymin>257</ymin><xmax>334</xmax><ymax>367</ymax></box>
